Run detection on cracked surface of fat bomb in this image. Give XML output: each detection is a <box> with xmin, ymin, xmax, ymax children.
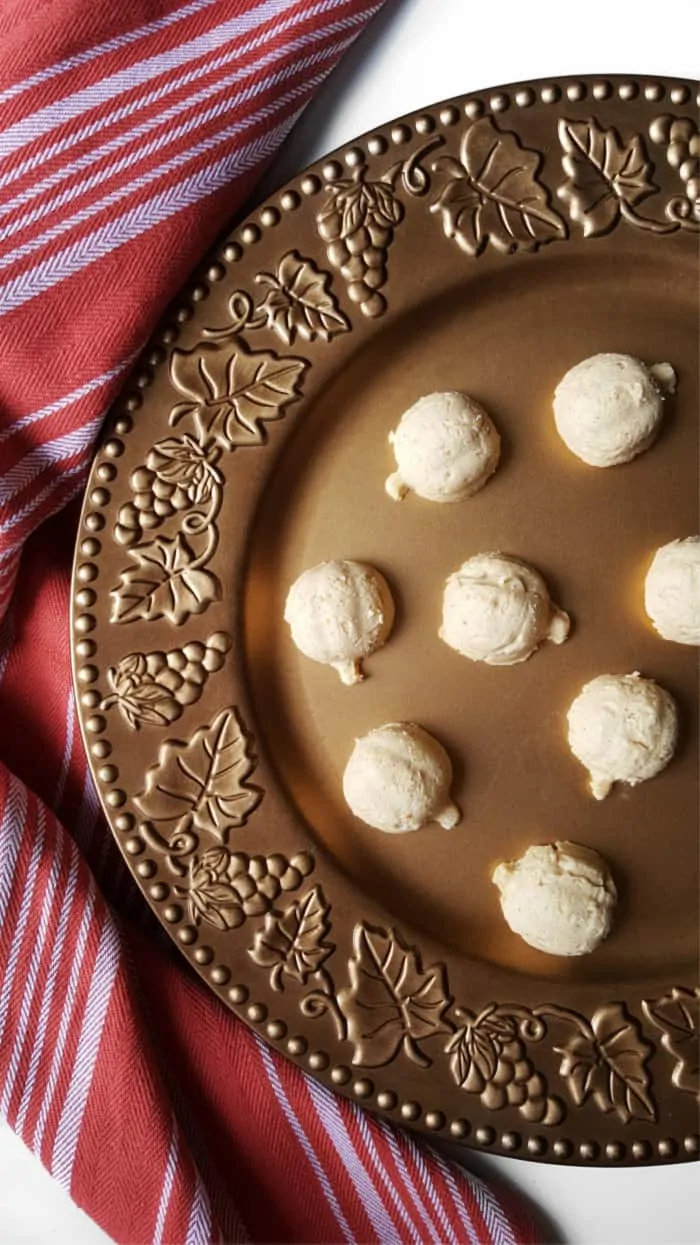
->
<box><xmin>492</xmin><ymin>841</ymin><xmax>617</xmax><ymax>957</ymax></box>
<box><xmin>342</xmin><ymin>722</ymin><xmax>460</xmax><ymax>833</ymax></box>
<box><xmin>385</xmin><ymin>391</ymin><xmax>500</xmax><ymax>503</ymax></box>
<box><xmin>567</xmin><ymin>672</ymin><xmax>678</xmax><ymax>800</ymax></box>
<box><xmin>284</xmin><ymin>560</ymin><xmax>394</xmax><ymax>685</ymax></box>
<box><xmin>644</xmin><ymin>536</ymin><xmax>700</xmax><ymax>645</ymax></box>
<box><xmin>553</xmin><ymin>353</ymin><xmax>675</xmax><ymax>467</ymax></box>
<box><xmin>439</xmin><ymin>553</ymin><xmax>570</xmax><ymax>665</ymax></box>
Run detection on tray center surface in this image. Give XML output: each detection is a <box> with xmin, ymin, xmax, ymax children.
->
<box><xmin>245</xmin><ymin>246</ymin><xmax>699</xmax><ymax>983</ymax></box>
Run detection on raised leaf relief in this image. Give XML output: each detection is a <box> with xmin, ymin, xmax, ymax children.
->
<box><xmin>170</xmin><ymin>336</ymin><xmax>308</xmax><ymax>450</ymax></box>
<box><xmin>248</xmin><ymin>886</ymin><xmax>346</xmax><ymax>1038</ymax></box>
<box><xmin>430</xmin><ymin>116</ymin><xmax>566</xmax><ymax>255</ymax></box>
<box><xmin>101</xmin><ymin>633</ymin><xmax>230</xmax><ymax>729</ymax></box>
<box><xmin>250</xmin><ymin>886</ymin><xmax>334</xmax><ymax>989</ymax></box>
<box><xmin>338</xmin><ymin>923</ymin><xmax>453</xmax><ymax>1068</ymax></box>
<box><xmin>254</xmin><ymin>252</ymin><xmax>350</xmax><ymax>344</ymax></box>
<box><xmin>134</xmin><ymin>706</ymin><xmax>262</xmax><ymax>839</ymax></box>
<box><xmin>200</xmin><ymin>252</ymin><xmax>349</xmax><ymax>348</ymax></box>
<box><xmin>643</xmin><ymin>988</ymin><xmax>700</xmax><ymax>1096</ymax></box>
<box><xmin>558</xmin><ymin>118</ymin><xmax>673</xmax><ymax>236</ymax></box>
<box><xmin>185</xmin><ymin>847</ymin><xmax>248</xmax><ymax>930</ymax></box>
<box><xmin>446</xmin><ymin>1004</ymin><xmax>563</xmax><ymax>1125</ymax></box>
<box><xmin>110</xmin><ymin>533</ymin><xmax>220</xmax><ymax>626</ymax></box>
<box><xmin>552</xmin><ymin>1002</ymin><xmax>656</xmax><ymax>1124</ymax></box>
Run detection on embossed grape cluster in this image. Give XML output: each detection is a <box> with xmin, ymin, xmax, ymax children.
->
<box><xmin>664</xmin><ymin>118</ymin><xmax>700</xmax><ymax>205</ymax></box>
<box><xmin>320</xmin><ymin>221</ymin><xmax>390</xmax><ymax>316</ymax></box>
<box><xmin>143</xmin><ymin>637</ymin><xmax>229</xmax><ymax>710</ymax></box>
<box><xmin>651</xmin><ymin>115</ymin><xmax>700</xmax><ymax>218</ymax></box>
<box><xmin>225</xmin><ymin>850</ymin><xmax>314</xmax><ymax>924</ymax></box>
<box><xmin>103</xmin><ymin>635</ymin><xmax>231</xmax><ymax>729</ymax></box>
<box><xmin>477</xmin><ymin>1035</ymin><xmax>562</xmax><ymax>1125</ymax></box>
<box><xmin>115</xmin><ymin>465</ymin><xmax>192</xmax><ymax>546</ymax></box>
<box><xmin>317</xmin><ymin>181</ymin><xmax>400</xmax><ymax>319</ymax></box>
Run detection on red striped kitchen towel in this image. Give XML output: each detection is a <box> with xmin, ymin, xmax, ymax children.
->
<box><xmin>0</xmin><ymin>3</ymin><xmax>543</xmax><ymax>1242</ymax></box>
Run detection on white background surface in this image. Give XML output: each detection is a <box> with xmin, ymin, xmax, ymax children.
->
<box><xmin>1</xmin><ymin>1</ymin><xmax>697</xmax><ymax>1242</ymax></box>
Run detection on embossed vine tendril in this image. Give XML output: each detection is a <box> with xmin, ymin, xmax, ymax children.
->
<box><xmin>384</xmin><ymin>134</ymin><xmax>445</xmax><ymax>196</ymax></box>
<box><xmin>299</xmin><ymin>970</ymin><xmax>348</xmax><ymax>1041</ymax></box>
<box><xmin>204</xmin><ymin>290</ymin><xmax>262</xmax><ymax>339</ymax></box>
<box><xmin>179</xmin><ymin>483</ymin><xmax>222</xmax><ymax>566</ymax></box>
<box><xmin>140</xmin><ymin>820</ymin><xmax>199</xmax><ymax>877</ymax></box>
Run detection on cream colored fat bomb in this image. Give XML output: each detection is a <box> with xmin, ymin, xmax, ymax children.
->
<box><xmin>553</xmin><ymin>353</ymin><xmax>675</xmax><ymax>467</ymax></box>
<box><xmin>440</xmin><ymin>553</ymin><xmax>570</xmax><ymax>665</ymax></box>
<box><xmin>492</xmin><ymin>841</ymin><xmax>617</xmax><ymax>957</ymax></box>
<box><xmin>342</xmin><ymin>722</ymin><xmax>460</xmax><ymax>833</ymax></box>
<box><xmin>386</xmin><ymin>391</ymin><xmax>500</xmax><ymax>503</ymax></box>
<box><xmin>567</xmin><ymin>672</ymin><xmax>678</xmax><ymax>800</ymax></box>
<box><xmin>284</xmin><ymin>560</ymin><xmax>394</xmax><ymax>685</ymax></box>
<box><xmin>644</xmin><ymin>536</ymin><xmax>700</xmax><ymax>645</ymax></box>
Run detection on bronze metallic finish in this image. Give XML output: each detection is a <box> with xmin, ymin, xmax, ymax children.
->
<box><xmin>72</xmin><ymin>77</ymin><xmax>700</xmax><ymax>1164</ymax></box>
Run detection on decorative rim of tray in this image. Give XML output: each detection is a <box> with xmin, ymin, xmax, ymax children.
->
<box><xmin>71</xmin><ymin>75</ymin><xmax>700</xmax><ymax>1166</ymax></box>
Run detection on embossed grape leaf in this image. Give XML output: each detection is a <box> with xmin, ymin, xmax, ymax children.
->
<box><xmin>320</xmin><ymin>174</ymin><xmax>403</xmax><ymax>236</ymax></box>
<box><xmin>134</xmin><ymin>706</ymin><xmax>262</xmax><ymax>838</ymax></box>
<box><xmin>110</xmin><ymin>533</ymin><xmax>219</xmax><ymax>626</ymax></box>
<box><xmin>170</xmin><ymin>336</ymin><xmax>307</xmax><ymax>450</ymax></box>
<box><xmin>249</xmin><ymin>885</ymin><xmax>333</xmax><ymax>989</ymax></box>
<box><xmin>110</xmin><ymin>651</ymin><xmax>146</xmax><ymax>688</ymax></box>
<box><xmin>555</xmin><ymin>1003</ymin><xmax>656</xmax><ymax>1123</ymax></box>
<box><xmin>430</xmin><ymin>116</ymin><xmax>566</xmax><ymax>256</ymax></box>
<box><xmin>102</xmin><ymin>659</ymin><xmax>179</xmax><ymax>730</ymax></box>
<box><xmin>147</xmin><ymin>435</ymin><xmax>222</xmax><ymax>505</ymax></box>
<box><xmin>643</xmin><ymin>987</ymin><xmax>700</xmax><ymax>1096</ymax></box>
<box><xmin>185</xmin><ymin>847</ymin><xmax>243</xmax><ymax>930</ymax></box>
<box><xmin>363</xmin><ymin>179</ymin><xmax>403</xmax><ymax>228</ymax></box>
<box><xmin>337</xmin><ymin>923</ymin><xmax>453</xmax><ymax>1068</ymax></box>
<box><xmin>333</xmin><ymin>180</ymin><xmax>368</xmax><ymax>235</ymax></box>
<box><xmin>255</xmin><ymin>252</ymin><xmax>349</xmax><ymax>345</ymax></box>
<box><xmin>558</xmin><ymin>118</ymin><xmax>666</xmax><ymax>237</ymax></box>
<box><xmin>446</xmin><ymin>1006</ymin><xmax>516</xmax><ymax>1091</ymax></box>
<box><xmin>447</xmin><ymin>1023</ymin><xmax>497</xmax><ymax>1091</ymax></box>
